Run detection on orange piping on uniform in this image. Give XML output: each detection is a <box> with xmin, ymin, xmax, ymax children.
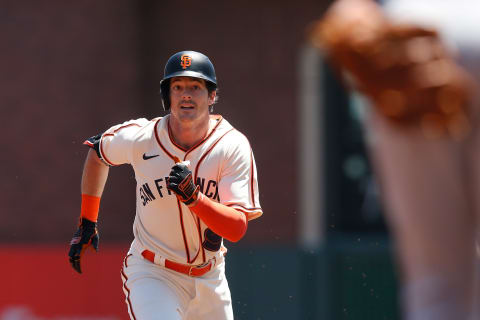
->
<box><xmin>186</xmin><ymin>210</ymin><xmax>202</xmax><ymax>264</ymax></box>
<box><xmin>176</xmin><ymin>198</ymin><xmax>191</xmax><ymax>263</ymax></box>
<box><xmin>226</xmin><ymin>204</ymin><xmax>263</xmax><ymax>221</ymax></box>
<box><xmin>250</xmin><ymin>149</ymin><xmax>256</xmax><ymax>207</ymax></box>
<box><xmin>111</xmin><ymin>123</ymin><xmax>142</xmax><ymax>134</ymax></box>
<box><xmin>156</xmin><ymin>117</ymin><xmax>201</xmax><ymax>263</ymax></box>
<box><xmin>95</xmin><ymin>123</ymin><xmax>143</xmax><ymax>166</ymax></box>
<box><xmin>123</xmin><ymin>254</ymin><xmax>132</xmax><ymax>268</ymax></box>
<box><xmin>154</xmin><ymin>118</ymin><xmax>179</xmax><ymax>162</ymax></box>
<box><xmin>167</xmin><ymin>115</ymin><xmax>223</xmax><ymax>154</ymax></box>
<box><xmin>99</xmin><ymin>135</ymin><xmax>117</xmax><ymax>166</ymax></box>
<box><xmin>186</xmin><ymin>208</ymin><xmax>204</xmax><ymax>264</ymax></box>
<box><xmin>184</xmin><ymin>115</ymin><xmax>223</xmax><ymax>158</ymax></box>
<box><xmin>83</xmin><ymin>140</ymin><xmax>94</xmax><ymax>147</ymax></box>
<box><xmin>226</xmin><ymin>203</ymin><xmax>263</xmax><ymax>212</ymax></box>
<box><xmin>193</xmin><ymin>129</ymin><xmax>234</xmax><ymax>182</ymax></box>
<box><xmin>167</xmin><ymin>122</ymin><xmax>188</xmax><ymax>152</ymax></box>
<box><xmin>229</xmin><ymin>207</ymin><xmax>262</xmax><ymax>220</ymax></box>
<box><xmin>121</xmin><ymin>266</ymin><xmax>137</xmax><ymax>320</ymax></box>
<box><xmin>197</xmin><ymin>216</ymin><xmax>206</xmax><ymax>263</ymax></box>
<box><xmin>190</xmin><ymin>125</ymin><xmax>233</xmax><ymax>263</ymax></box>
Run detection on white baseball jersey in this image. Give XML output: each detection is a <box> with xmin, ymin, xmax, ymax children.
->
<box><xmin>86</xmin><ymin>114</ymin><xmax>262</xmax><ymax>265</ymax></box>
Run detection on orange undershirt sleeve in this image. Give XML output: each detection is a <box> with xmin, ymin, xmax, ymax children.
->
<box><xmin>189</xmin><ymin>193</ymin><xmax>247</xmax><ymax>242</ymax></box>
<box><xmin>80</xmin><ymin>194</ymin><xmax>101</xmax><ymax>222</ymax></box>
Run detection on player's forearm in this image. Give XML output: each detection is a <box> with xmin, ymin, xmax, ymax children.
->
<box><xmin>79</xmin><ymin>150</ymin><xmax>109</xmax><ymax>222</ymax></box>
<box><xmin>81</xmin><ymin>149</ymin><xmax>109</xmax><ymax>197</ymax></box>
<box><xmin>189</xmin><ymin>193</ymin><xmax>247</xmax><ymax>242</ymax></box>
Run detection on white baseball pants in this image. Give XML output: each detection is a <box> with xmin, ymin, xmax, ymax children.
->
<box><xmin>121</xmin><ymin>252</ymin><xmax>234</xmax><ymax>320</ymax></box>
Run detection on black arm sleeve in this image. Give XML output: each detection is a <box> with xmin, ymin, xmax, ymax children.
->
<box><xmin>83</xmin><ymin>133</ymin><xmax>104</xmax><ymax>161</ymax></box>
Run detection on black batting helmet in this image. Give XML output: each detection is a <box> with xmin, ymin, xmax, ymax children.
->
<box><xmin>160</xmin><ymin>51</ymin><xmax>217</xmax><ymax>111</ymax></box>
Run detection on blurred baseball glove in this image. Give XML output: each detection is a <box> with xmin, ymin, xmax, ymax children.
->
<box><xmin>308</xmin><ymin>0</ymin><xmax>473</xmax><ymax>139</ymax></box>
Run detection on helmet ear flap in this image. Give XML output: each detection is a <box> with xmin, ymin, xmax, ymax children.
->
<box><xmin>160</xmin><ymin>79</ymin><xmax>170</xmax><ymax>111</ymax></box>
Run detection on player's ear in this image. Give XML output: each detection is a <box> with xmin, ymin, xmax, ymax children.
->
<box><xmin>208</xmin><ymin>90</ymin><xmax>217</xmax><ymax>106</ymax></box>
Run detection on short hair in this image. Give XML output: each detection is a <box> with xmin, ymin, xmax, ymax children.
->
<box><xmin>206</xmin><ymin>81</ymin><xmax>219</xmax><ymax>109</ymax></box>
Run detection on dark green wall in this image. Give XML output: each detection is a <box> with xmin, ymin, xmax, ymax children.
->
<box><xmin>227</xmin><ymin>238</ymin><xmax>399</xmax><ymax>319</ymax></box>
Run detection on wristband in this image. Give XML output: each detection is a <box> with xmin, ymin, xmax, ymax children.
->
<box><xmin>81</xmin><ymin>194</ymin><xmax>101</xmax><ymax>222</ymax></box>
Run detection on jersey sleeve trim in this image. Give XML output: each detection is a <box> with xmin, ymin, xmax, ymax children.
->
<box><xmin>245</xmin><ymin>211</ymin><xmax>263</xmax><ymax>221</ymax></box>
<box><xmin>83</xmin><ymin>133</ymin><xmax>112</xmax><ymax>166</ymax></box>
<box><xmin>99</xmin><ymin>135</ymin><xmax>118</xmax><ymax>166</ymax></box>
<box><xmin>226</xmin><ymin>204</ymin><xmax>263</xmax><ymax>221</ymax></box>
<box><xmin>98</xmin><ymin>122</ymin><xmax>144</xmax><ymax>166</ymax></box>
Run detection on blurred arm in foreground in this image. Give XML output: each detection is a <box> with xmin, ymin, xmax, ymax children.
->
<box><xmin>308</xmin><ymin>0</ymin><xmax>480</xmax><ymax>319</ymax></box>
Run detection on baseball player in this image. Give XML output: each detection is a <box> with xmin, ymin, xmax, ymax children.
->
<box><xmin>310</xmin><ymin>0</ymin><xmax>480</xmax><ymax>319</ymax></box>
<box><xmin>68</xmin><ymin>51</ymin><xmax>262</xmax><ymax>320</ymax></box>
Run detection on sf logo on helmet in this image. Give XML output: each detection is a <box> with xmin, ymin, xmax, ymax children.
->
<box><xmin>180</xmin><ymin>54</ymin><xmax>192</xmax><ymax>69</ymax></box>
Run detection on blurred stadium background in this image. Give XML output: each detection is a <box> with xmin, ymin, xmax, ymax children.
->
<box><xmin>0</xmin><ymin>0</ymin><xmax>399</xmax><ymax>319</ymax></box>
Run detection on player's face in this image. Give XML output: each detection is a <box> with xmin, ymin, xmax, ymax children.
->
<box><xmin>169</xmin><ymin>77</ymin><xmax>215</xmax><ymax>123</ymax></box>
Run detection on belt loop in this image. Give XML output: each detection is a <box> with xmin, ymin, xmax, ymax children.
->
<box><xmin>154</xmin><ymin>254</ymin><xmax>165</xmax><ymax>266</ymax></box>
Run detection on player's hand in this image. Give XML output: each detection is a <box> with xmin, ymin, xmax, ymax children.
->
<box><xmin>68</xmin><ymin>217</ymin><xmax>99</xmax><ymax>274</ymax></box>
<box><xmin>166</xmin><ymin>163</ymin><xmax>200</xmax><ymax>206</ymax></box>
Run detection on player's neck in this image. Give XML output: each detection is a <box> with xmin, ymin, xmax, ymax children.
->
<box><xmin>168</xmin><ymin>115</ymin><xmax>212</xmax><ymax>150</ymax></box>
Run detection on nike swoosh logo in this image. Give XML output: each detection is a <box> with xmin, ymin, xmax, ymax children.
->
<box><xmin>143</xmin><ymin>153</ymin><xmax>159</xmax><ymax>160</ymax></box>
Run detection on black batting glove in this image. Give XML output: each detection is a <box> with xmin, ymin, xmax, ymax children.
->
<box><xmin>166</xmin><ymin>163</ymin><xmax>200</xmax><ymax>206</ymax></box>
<box><xmin>68</xmin><ymin>217</ymin><xmax>99</xmax><ymax>274</ymax></box>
